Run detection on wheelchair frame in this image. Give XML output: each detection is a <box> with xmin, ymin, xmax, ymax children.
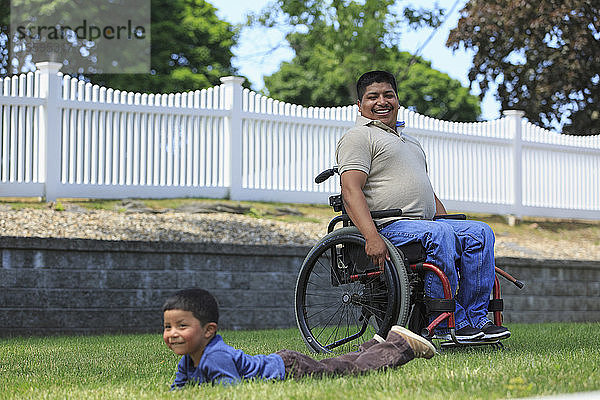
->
<box><xmin>294</xmin><ymin>167</ymin><xmax>524</xmax><ymax>353</ymax></box>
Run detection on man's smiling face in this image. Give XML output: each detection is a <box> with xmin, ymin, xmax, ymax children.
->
<box><xmin>357</xmin><ymin>81</ymin><xmax>399</xmax><ymax>130</ymax></box>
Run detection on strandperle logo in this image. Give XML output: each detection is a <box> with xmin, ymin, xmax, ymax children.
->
<box><xmin>15</xmin><ymin>19</ymin><xmax>147</xmax><ymax>41</ymax></box>
<box><xmin>10</xmin><ymin>0</ymin><xmax>151</xmax><ymax>74</ymax></box>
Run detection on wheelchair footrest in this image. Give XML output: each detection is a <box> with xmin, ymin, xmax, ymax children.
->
<box><xmin>438</xmin><ymin>339</ymin><xmax>504</xmax><ymax>349</ymax></box>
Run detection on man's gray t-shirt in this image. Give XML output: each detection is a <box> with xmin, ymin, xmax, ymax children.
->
<box><xmin>335</xmin><ymin>115</ymin><xmax>436</xmax><ymax>220</ymax></box>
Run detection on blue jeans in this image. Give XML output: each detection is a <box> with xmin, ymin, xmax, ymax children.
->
<box><xmin>379</xmin><ymin>219</ymin><xmax>496</xmax><ymax>332</ymax></box>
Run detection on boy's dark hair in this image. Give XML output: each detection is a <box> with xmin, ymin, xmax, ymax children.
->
<box><xmin>162</xmin><ymin>288</ymin><xmax>219</xmax><ymax>325</ymax></box>
<box><xmin>356</xmin><ymin>70</ymin><xmax>398</xmax><ymax>101</ymax></box>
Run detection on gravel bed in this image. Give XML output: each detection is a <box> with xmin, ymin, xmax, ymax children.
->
<box><xmin>1</xmin><ymin>207</ymin><xmax>599</xmax><ymax>261</ymax></box>
<box><xmin>0</xmin><ymin>208</ymin><xmax>322</xmax><ymax>246</ymax></box>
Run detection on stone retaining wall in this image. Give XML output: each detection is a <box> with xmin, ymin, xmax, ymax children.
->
<box><xmin>496</xmin><ymin>258</ymin><xmax>600</xmax><ymax>323</ymax></box>
<box><xmin>1</xmin><ymin>237</ymin><xmax>599</xmax><ymax>336</ymax></box>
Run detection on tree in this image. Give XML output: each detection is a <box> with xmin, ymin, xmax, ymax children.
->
<box><xmin>1</xmin><ymin>0</ymin><xmax>245</xmax><ymax>93</ymax></box>
<box><xmin>252</xmin><ymin>0</ymin><xmax>481</xmax><ymax>121</ymax></box>
<box><xmin>0</xmin><ymin>0</ymin><xmax>9</xmax><ymax>76</ymax></box>
<box><xmin>94</xmin><ymin>0</ymin><xmax>242</xmax><ymax>93</ymax></box>
<box><xmin>447</xmin><ymin>0</ymin><xmax>600</xmax><ymax>135</ymax></box>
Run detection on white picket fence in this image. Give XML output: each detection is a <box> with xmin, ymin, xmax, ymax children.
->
<box><xmin>1</xmin><ymin>62</ymin><xmax>599</xmax><ymax>220</ymax></box>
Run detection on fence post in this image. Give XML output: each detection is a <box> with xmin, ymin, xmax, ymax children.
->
<box><xmin>220</xmin><ymin>76</ymin><xmax>245</xmax><ymax>200</ymax></box>
<box><xmin>503</xmin><ymin>110</ymin><xmax>526</xmax><ymax>224</ymax></box>
<box><xmin>36</xmin><ymin>61</ymin><xmax>63</xmax><ymax>202</ymax></box>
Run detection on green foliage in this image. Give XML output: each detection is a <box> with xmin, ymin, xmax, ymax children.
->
<box><xmin>393</xmin><ymin>52</ymin><xmax>480</xmax><ymax>121</ymax></box>
<box><xmin>253</xmin><ymin>0</ymin><xmax>480</xmax><ymax>121</ymax></box>
<box><xmin>0</xmin><ymin>0</ymin><xmax>246</xmax><ymax>93</ymax></box>
<box><xmin>447</xmin><ymin>0</ymin><xmax>600</xmax><ymax>135</ymax></box>
<box><xmin>1</xmin><ymin>324</ymin><xmax>600</xmax><ymax>399</ymax></box>
<box><xmin>92</xmin><ymin>0</ymin><xmax>242</xmax><ymax>93</ymax></box>
<box><xmin>0</xmin><ymin>0</ymin><xmax>8</xmax><ymax>76</ymax></box>
<box><xmin>2</xmin><ymin>0</ymin><xmax>151</xmax><ymax>76</ymax></box>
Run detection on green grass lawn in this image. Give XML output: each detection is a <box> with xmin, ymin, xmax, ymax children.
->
<box><xmin>1</xmin><ymin>323</ymin><xmax>599</xmax><ymax>399</ymax></box>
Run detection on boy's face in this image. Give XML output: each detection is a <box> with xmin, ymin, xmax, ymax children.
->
<box><xmin>163</xmin><ymin>309</ymin><xmax>216</xmax><ymax>365</ymax></box>
<box><xmin>358</xmin><ymin>81</ymin><xmax>399</xmax><ymax>130</ymax></box>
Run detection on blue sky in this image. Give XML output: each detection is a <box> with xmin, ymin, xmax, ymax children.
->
<box><xmin>213</xmin><ymin>0</ymin><xmax>501</xmax><ymax>120</ymax></box>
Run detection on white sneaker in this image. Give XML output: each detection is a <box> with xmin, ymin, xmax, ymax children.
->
<box><xmin>387</xmin><ymin>325</ymin><xmax>436</xmax><ymax>359</ymax></box>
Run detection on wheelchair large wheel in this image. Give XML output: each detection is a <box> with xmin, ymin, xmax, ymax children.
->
<box><xmin>295</xmin><ymin>226</ymin><xmax>411</xmax><ymax>353</ymax></box>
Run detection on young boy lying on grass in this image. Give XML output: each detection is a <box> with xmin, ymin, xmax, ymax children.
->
<box><xmin>162</xmin><ymin>288</ymin><xmax>436</xmax><ymax>388</ymax></box>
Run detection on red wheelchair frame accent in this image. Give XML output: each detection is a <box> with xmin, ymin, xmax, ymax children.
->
<box><xmin>493</xmin><ymin>274</ymin><xmax>503</xmax><ymax>326</ymax></box>
<box><xmin>407</xmin><ymin>262</ymin><xmax>512</xmax><ymax>340</ymax></box>
<box><xmin>414</xmin><ymin>263</ymin><xmax>457</xmax><ymax>334</ymax></box>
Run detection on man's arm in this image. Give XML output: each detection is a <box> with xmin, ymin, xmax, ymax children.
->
<box><xmin>434</xmin><ymin>194</ymin><xmax>447</xmax><ymax>216</ymax></box>
<box><xmin>340</xmin><ymin>170</ymin><xmax>389</xmax><ymax>269</ymax></box>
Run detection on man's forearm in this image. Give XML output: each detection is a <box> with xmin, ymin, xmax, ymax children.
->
<box><xmin>434</xmin><ymin>194</ymin><xmax>447</xmax><ymax>215</ymax></box>
<box><xmin>341</xmin><ymin>186</ymin><xmax>389</xmax><ymax>268</ymax></box>
<box><xmin>341</xmin><ymin>185</ymin><xmax>379</xmax><ymax>241</ymax></box>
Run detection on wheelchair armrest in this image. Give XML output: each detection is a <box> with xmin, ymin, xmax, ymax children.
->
<box><xmin>327</xmin><ymin>209</ymin><xmax>403</xmax><ymax>233</ymax></box>
<box><xmin>433</xmin><ymin>214</ymin><xmax>467</xmax><ymax>220</ymax></box>
<box><xmin>370</xmin><ymin>209</ymin><xmax>403</xmax><ymax>219</ymax></box>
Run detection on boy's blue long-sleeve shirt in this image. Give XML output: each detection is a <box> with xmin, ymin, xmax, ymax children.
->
<box><xmin>171</xmin><ymin>334</ymin><xmax>285</xmax><ymax>388</ymax></box>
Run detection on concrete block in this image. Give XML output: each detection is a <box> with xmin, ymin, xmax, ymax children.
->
<box><xmin>0</xmin><ymin>270</ymin><xmax>17</xmax><ymax>287</ymax></box>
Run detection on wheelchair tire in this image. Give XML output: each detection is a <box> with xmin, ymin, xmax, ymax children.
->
<box><xmin>295</xmin><ymin>226</ymin><xmax>411</xmax><ymax>353</ymax></box>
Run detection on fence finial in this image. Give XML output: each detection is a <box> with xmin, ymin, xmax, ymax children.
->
<box><xmin>502</xmin><ymin>110</ymin><xmax>526</xmax><ymax>118</ymax></box>
<box><xmin>35</xmin><ymin>61</ymin><xmax>63</xmax><ymax>75</ymax></box>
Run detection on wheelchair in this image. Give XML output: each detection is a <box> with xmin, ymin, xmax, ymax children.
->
<box><xmin>294</xmin><ymin>167</ymin><xmax>524</xmax><ymax>353</ymax></box>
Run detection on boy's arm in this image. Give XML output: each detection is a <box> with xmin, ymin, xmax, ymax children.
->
<box><xmin>170</xmin><ymin>357</ymin><xmax>191</xmax><ymax>390</ymax></box>
<box><xmin>203</xmin><ymin>352</ymin><xmax>242</xmax><ymax>385</ymax></box>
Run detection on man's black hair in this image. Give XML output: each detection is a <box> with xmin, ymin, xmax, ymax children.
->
<box><xmin>356</xmin><ymin>70</ymin><xmax>398</xmax><ymax>101</ymax></box>
<box><xmin>162</xmin><ymin>288</ymin><xmax>219</xmax><ymax>325</ymax></box>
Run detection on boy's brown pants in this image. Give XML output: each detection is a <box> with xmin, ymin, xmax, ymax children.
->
<box><xmin>275</xmin><ymin>336</ymin><xmax>415</xmax><ymax>379</ymax></box>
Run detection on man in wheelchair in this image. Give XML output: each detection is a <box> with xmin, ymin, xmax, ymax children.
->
<box><xmin>335</xmin><ymin>70</ymin><xmax>510</xmax><ymax>342</ymax></box>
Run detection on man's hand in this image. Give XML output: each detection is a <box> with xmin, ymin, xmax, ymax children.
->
<box><xmin>365</xmin><ymin>234</ymin><xmax>390</xmax><ymax>270</ymax></box>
